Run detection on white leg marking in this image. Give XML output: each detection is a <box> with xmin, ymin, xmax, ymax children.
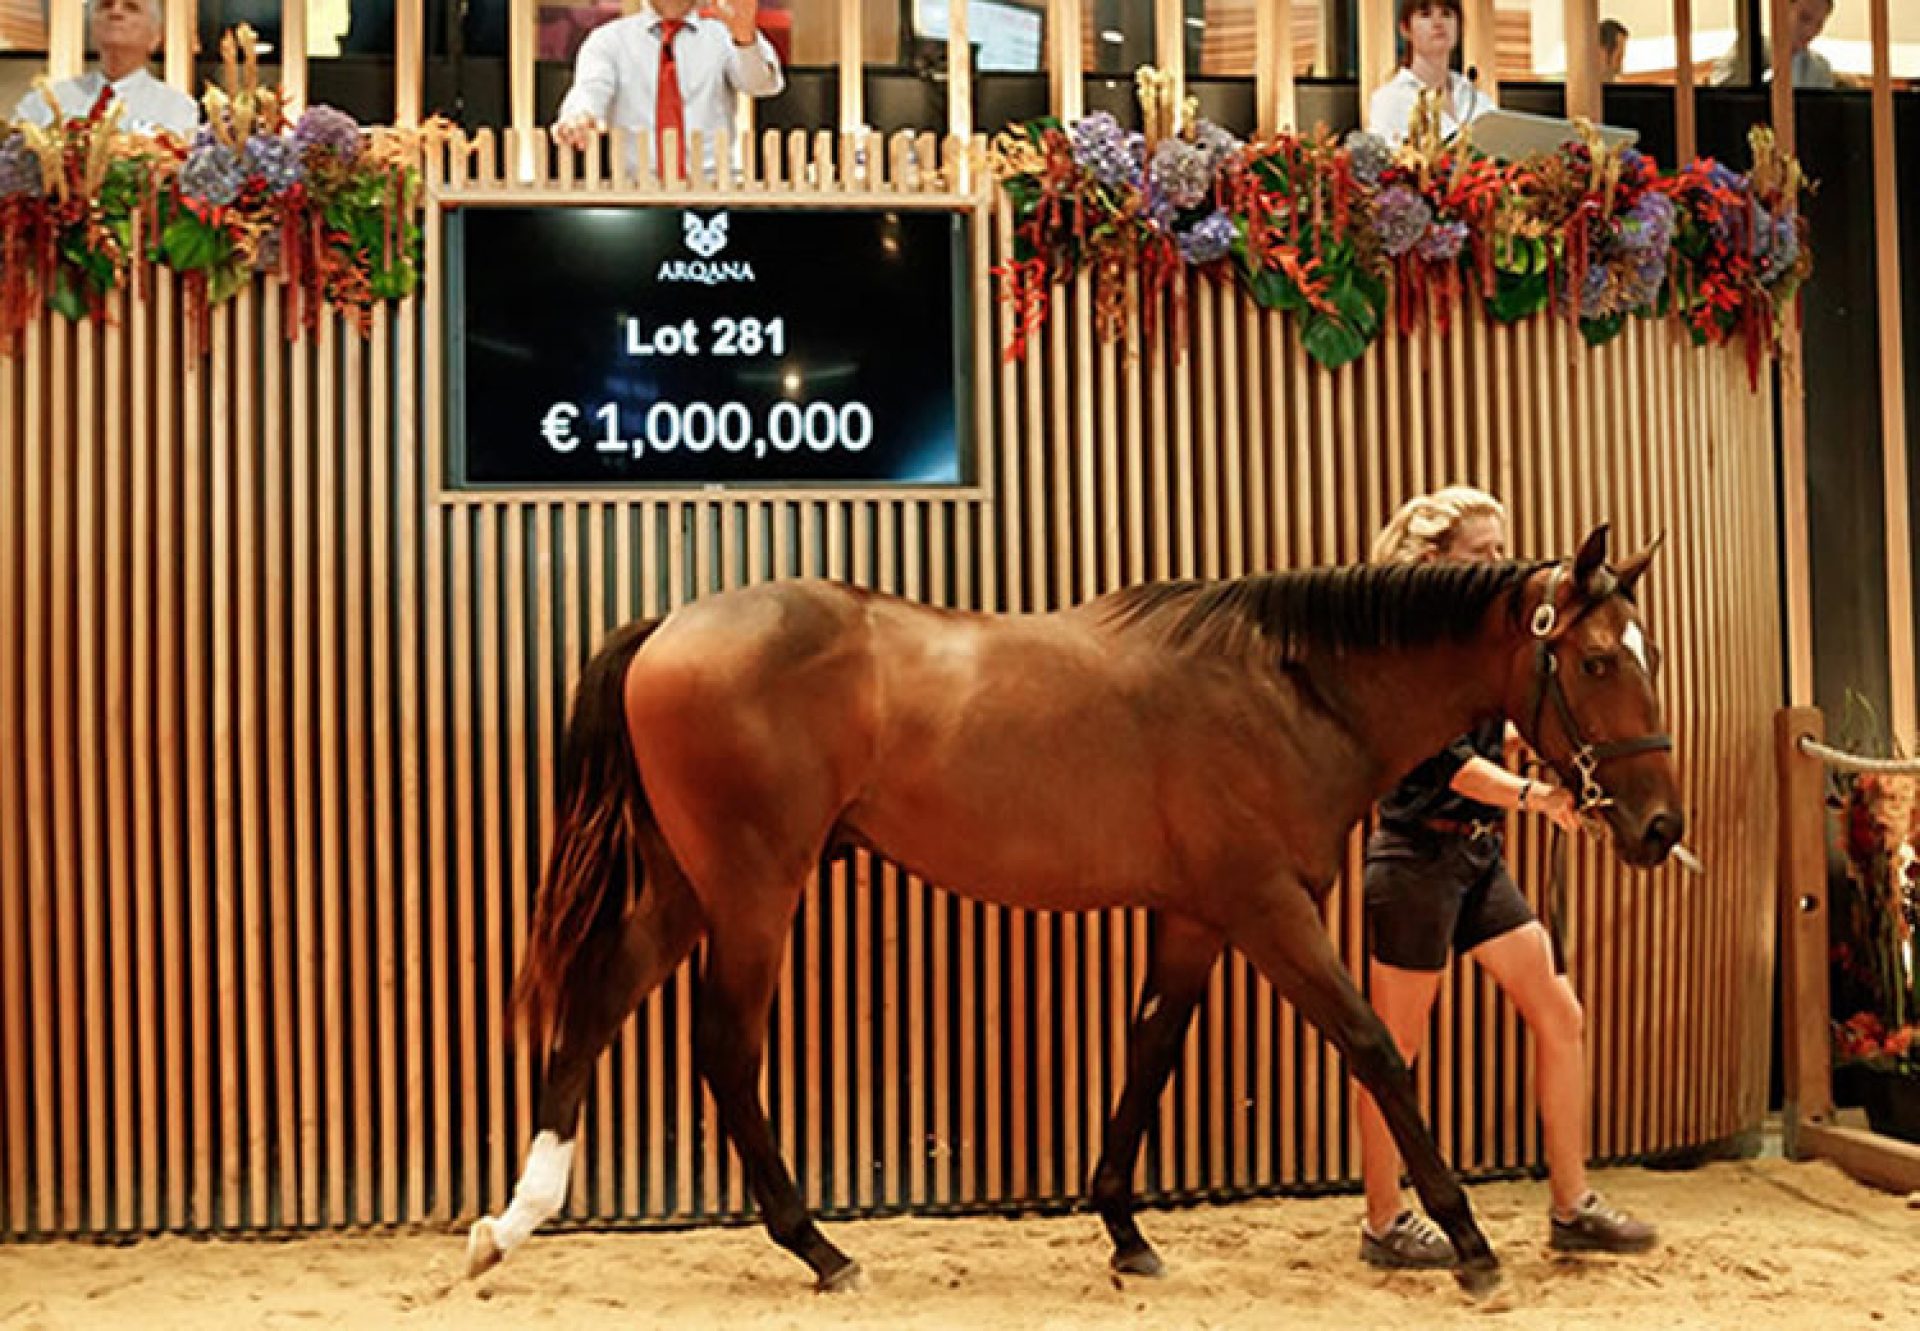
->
<box><xmin>489</xmin><ymin>1130</ymin><xmax>576</xmax><ymax>1255</ymax></box>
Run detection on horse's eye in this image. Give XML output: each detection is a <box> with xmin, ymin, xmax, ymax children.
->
<box><xmin>1582</xmin><ymin>655</ymin><xmax>1612</xmax><ymax>679</ymax></box>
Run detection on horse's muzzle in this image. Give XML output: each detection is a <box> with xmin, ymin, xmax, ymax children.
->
<box><xmin>1632</xmin><ymin>809</ymin><xmax>1685</xmax><ymax>867</ymax></box>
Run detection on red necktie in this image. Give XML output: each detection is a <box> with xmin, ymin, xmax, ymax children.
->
<box><xmin>656</xmin><ymin>16</ymin><xmax>686</xmax><ymax>177</ymax></box>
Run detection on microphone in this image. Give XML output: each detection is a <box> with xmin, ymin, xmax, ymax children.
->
<box><xmin>1459</xmin><ymin>64</ymin><xmax>1484</xmax><ymax>137</ymax></box>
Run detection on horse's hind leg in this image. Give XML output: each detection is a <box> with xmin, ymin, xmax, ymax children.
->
<box><xmin>1229</xmin><ymin>887</ymin><xmax>1500</xmax><ymax>1295</ymax></box>
<box><xmin>1090</xmin><ymin>913</ymin><xmax>1222</xmax><ymax>1276</ymax></box>
<box><xmin>467</xmin><ymin>867</ymin><xmax>704</xmax><ymax>1274</ymax></box>
<box><xmin>696</xmin><ymin>905</ymin><xmax>861</xmax><ymax>1291</ymax></box>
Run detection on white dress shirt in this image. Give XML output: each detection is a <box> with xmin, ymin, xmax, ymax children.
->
<box><xmin>15</xmin><ymin>68</ymin><xmax>199</xmax><ymax>137</ymax></box>
<box><xmin>1366</xmin><ymin>67</ymin><xmax>1491</xmax><ymax>147</ymax></box>
<box><xmin>556</xmin><ymin>6</ymin><xmax>784</xmax><ymax>139</ymax></box>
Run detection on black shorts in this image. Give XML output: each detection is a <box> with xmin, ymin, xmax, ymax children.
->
<box><xmin>1363</xmin><ymin>823</ymin><xmax>1536</xmax><ymax>972</ymax></box>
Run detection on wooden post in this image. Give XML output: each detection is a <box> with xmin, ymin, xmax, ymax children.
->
<box><xmin>1869</xmin><ymin>0</ymin><xmax>1915</xmax><ymax>744</ymax></box>
<box><xmin>1156</xmin><ymin>0</ymin><xmax>1183</xmax><ymax>105</ymax></box>
<box><xmin>1047</xmin><ymin>0</ymin><xmax>1082</xmax><ymax>122</ymax></box>
<box><xmin>1776</xmin><ymin>706</ymin><xmax>1832</xmax><ymax>1156</ymax></box>
<box><xmin>1358</xmin><ymin>0</ymin><xmax>1396</xmax><ymax>110</ymax></box>
<box><xmin>1565</xmin><ymin>0</ymin><xmax>1601</xmax><ymax>121</ymax></box>
<box><xmin>1768</xmin><ymin>0</ymin><xmax>1812</xmax><ymax>705</ymax></box>
<box><xmin>1256</xmin><ymin>0</ymin><xmax>1296</xmax><ymax>134</ymax></box>
<box><xmin>947</xmin><ymin>0</ymin><xmax>972</xmax><ymax>141</ymax></box>
<box><xmin>838</xmin><ymin>0</ymin><xmax>862</xmax><ymax>131</ymax></box>
<box><xmin>281</xmin><ymin>0</ymin><xmax>308</xmax><ymax>114</ymax></box>
<box><xmin>1673</xmin><ymin>0</ymin><xmax>1696</xmax><ymax>162</ymax></box>
<box><xmin>1462</xmin><ymin>0</ymin><xmax>1498</xmax><ymax>102</ymax></box>
<box><xmin>395</xmin><ymin>0</ymin><xmax>422</xmax><ymax>126</ymax></box>
<box><xmin>163</xmin><ymin>0</ymin><xmax>193</xmax><ymax>96</ymax></box>
<box><xmin>49</xmin><ymin>0</ymin><xmax>83</xmax><ymax>81</ymax></box>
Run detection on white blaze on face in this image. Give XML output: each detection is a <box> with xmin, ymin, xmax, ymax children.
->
<box><xmin>1622</xmin><ymin>621</ymin><xmax>1649</xmax><ymax>674</ymax></box>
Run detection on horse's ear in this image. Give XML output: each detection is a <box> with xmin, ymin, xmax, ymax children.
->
<box><xmin>1614</xmin><ymin>531</ymin><xmax>1665</xmax><ymax>600</ymax></box>
<box><xmin>1572</xmin><ymin>523</ymin><xmax>1612</xmax><ymax>596</ymax></box>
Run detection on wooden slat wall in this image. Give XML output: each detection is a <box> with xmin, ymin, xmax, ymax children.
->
<box><xmin>0</xmin><ymin>129</ymin><xmax>1780</xmax><ymax>1237</ymax></box>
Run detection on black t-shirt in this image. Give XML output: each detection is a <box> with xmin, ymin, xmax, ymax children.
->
<box><xmin>1376</xmin><ymin>716</ymin><xmax>1506</xmax><ymax>829</ymax></box>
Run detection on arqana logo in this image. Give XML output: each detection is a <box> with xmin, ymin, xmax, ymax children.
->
<box><xmin>683</xmin><ymin>212</ymin><xmax>728</xmax><ymax>258</ymax></box>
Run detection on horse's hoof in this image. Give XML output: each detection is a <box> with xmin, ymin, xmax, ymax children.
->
<box><xmin>1110</xmin><ymin>1243</ymin><xmax>1166</xmax><ymax>1278</ymax></box>
<box><xmin>1453</xmin><ymin>1256</ymin><xmax>1502</xmax><ymax>1297</ymax></box>
<box><xmin>466</xmin><ymin>1218</ymin><xmax>504</xmax><ymax>1279</ymax></box>
<box><xmin>816</xmin><ymin>1259</ymin><xmax>867</xmax><ymax>1294</ymax></box>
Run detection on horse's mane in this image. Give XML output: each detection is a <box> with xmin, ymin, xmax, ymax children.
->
<box><xmin>1097</xmin><ymin>561</ymin><xmax>1550</xmax><ymax>664</ymax></box>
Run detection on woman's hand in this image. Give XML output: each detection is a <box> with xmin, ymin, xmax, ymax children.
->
<box><xmin>1528</xmin><ymin>781</ymin><xmax>1582</xmax><ymax>832</ymax></box>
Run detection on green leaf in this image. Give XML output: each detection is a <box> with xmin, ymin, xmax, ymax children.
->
<box><xmin>47</xmin><ymin>269</ymin><xmax>88</xmax><ymax>322</ymax></box>
<box><xmin>161</xmin><ymin>214</ymin><xmax>230</xmax><ymax>272</ymax></box>
<box><xmin>1302</xmin><ymin>309</ymin><xmax>1369</xmax><ymax>369</ymax></box>
<box><xmin>1488</xmin><ymin>269</ymin><xmax>1549</xmax><ymax>324</ymax></box>
<box><xmin>208</xmin><ymin>261</ymin><xmax>252</xmax><ymax>307</ymax></box>
<box><xmin>1579</xmin><ymin>313</ymin><xmax>1626</xmax><ymax>347</ymax></box>
<box><xmin>1247</xmin><ymin>263</ymin><xmax>1305</xmax><ymax>314</ymax></box>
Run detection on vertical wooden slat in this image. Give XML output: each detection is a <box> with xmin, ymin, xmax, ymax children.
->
<box><xmin>233</xmin><ymin>290</ymin><xmax>270</xmax><ymax>1227</ymax></box>
<box><xmin>75</xmin><ymin>295</ymin><xmax>108</xmax><ymax>1232</ymax></box>
<box><xmin>0</xmin><ymin>235</ymin><xmax>27</xmax><ymax>1237</ymax></box>
<box><xmin>1565</xmin><ymin>0</ymin><xmax>1601</xmax><ymax>121</ymax></box>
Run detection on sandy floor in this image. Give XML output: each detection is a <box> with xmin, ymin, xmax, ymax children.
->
<box><xmin>2</xmin><ymin>1157</ymin><xmax>1917</xmax><ymax>1330</ymax></box>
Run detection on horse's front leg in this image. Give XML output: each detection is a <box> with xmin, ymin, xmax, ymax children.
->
<box><xmin>1089</xmin><ymin>913</ymin><xmax>1223</xmax><ymax>1275</ymax></box>
<box><xmin>1227</xmin><ymin>884</ymin><xmax>1501</xmax><ymax>1295</ymax></box>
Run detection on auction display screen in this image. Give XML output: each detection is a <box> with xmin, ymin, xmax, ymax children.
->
<box><xmin>447</xmin><ymin>205</ymin><xmax>972</xmax><ymax>487</ymax></box>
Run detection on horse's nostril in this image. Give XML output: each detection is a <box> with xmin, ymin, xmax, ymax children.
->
<box><xmin>1643</xmin><ymin>811</ymin><xmax>1684</xmax><ymax>856</ymax></box>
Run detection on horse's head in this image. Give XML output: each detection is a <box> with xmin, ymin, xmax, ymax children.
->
<box><xmin>1508</xmin><ymin>524</ymin><xmax>1684</xmax><ymax>869</ymax></box>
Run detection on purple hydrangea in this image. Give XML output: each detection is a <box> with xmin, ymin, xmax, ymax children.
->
<box><xmin>1177</xmin><ymin>209</ymin><xmax>1236</xmax><ymax>265</ymax></box>
<box><xmin>292</xmin><ymin>104</ymin><xmax>363</xmax><ymax>164</ymax></box>
<box><xmin>180</xmin><ymin>138</ymin><xmax>245</xmax><ymax>206</ymax></box>
<box><xmin>1149</xmin><ymin>138</ymin><xmax>1213</xmax><ymax>211</ymax></box>
<box><xmin>1755</xmin><ymin>211</ymin><xmax>1802</xmax><ymax>284</ymax></box>
<box><xmin>1344</xmin><ymin>130</ymin><xmax>1392</xmax><ymax>187</ymax></box>
<box><xmin>1372</xmin><ymin>184</ymin><xmax>1433</xmax><ymax>258</ymax></box>
<box><xmin>1415</xmin><ymin>219</ymin><xmax>1468</xmax><ymax>263</ymax></box>
<box><xmin>1069</xmin><ymin>111</ymin><xmax>1142</xmax><ymax>190</ymax></box>
<box><xmin>242</xmin><ymin>133</ymin><xmax>304</xmax><ymax>196</ymax></box>
<box><xmin>1190</xmin><ymin>119</ymin><xmax>1242</xmax><ymax>170</ymax></box>
<box><xmin>1580</xmin><ymin>247</ymin><xmax>1666</xmax><ymax>320</ymax></box>
<box><xmin>0</xmin><ymin>131</ymin><xmax>42</xmax><ymax>199</ymax></box>
<box><xmin>1618</xmin><ymin>191</ymin><xmax>1675</xmax><ymax>255</ymax></box>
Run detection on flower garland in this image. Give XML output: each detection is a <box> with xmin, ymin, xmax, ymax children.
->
<box><xmin>0</xmin><ymin>25</ymin><xmax>431</xmax><ymax>356</ymax></box>
<box><xmin>994</xmin><ymin>79</ymin><xmax>1811</xmax><ymax>383</ymax></box>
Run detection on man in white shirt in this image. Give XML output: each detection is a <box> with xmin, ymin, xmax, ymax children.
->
<box><xmin>552</xmin><ymin>0</ymin><xmax>784</xmax><ymax>161</ymax></box>
<box><xmin>14</xmin><ymin>0</ymin><xmax>199</xmax><ymax>137</ymax></box>
<box><xmin>1366</xmin><ymin>0</ymin><xmax>1491</xmax><ymax>147</ymax></box>
<box><xmin>1710</xmin><ymin>0</ymin><xmax>1838</xmax><ymax>89</ymax></box>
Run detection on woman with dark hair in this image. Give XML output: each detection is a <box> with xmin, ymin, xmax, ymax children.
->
<box><xmin>1366</xmin><ymin>0</ymin><xmax>1491</xmax><ymax>146</ymax></box>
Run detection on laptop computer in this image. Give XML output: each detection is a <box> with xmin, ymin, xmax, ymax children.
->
<box><xmin>1453</xmin><ymin>107</ymin><xmax>1640</xmax><ymax>161</ymax></box>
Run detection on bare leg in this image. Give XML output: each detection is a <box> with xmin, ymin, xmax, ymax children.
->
<box><xmin>1470</xmin><ymin>923</ymin><xmax>1588</xmax><ymax>1212</ymax></box>
<box><xmin>1229</xmin><ymin>891</ymin><xmax>1500</xmax><ymax>1294</ymax></box>
<box><xmin>467</xmin><ymin>872</ymin><xmax>704</xmax><ymax>1275</ymax></box>
<box><xmin>1356</xmin><ymin>960</ymin><xmax>1444</xmax><ymax>1232</ymax></box>
<box><xmin>696</xmin><ymin>914</ymin><xmax>861</xmax><ymax>1291</ymax></box>
<box><xmin>1089</xmin><ymin>915</ymin><xmax>1222</xmax><ymax>1276</ymax></box>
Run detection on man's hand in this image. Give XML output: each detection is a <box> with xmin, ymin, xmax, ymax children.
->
<box><xmin>553</xmin><ymin>114</ymin><xmax>601</xmax><ymax>151</ymax></box>
<box><xmin>712</xmin><ymin>0</ymin><xmax>760</xmax><ymax>47</ymax></box>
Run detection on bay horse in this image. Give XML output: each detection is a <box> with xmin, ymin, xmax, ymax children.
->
<box><xmin>464</xmin><ymin>523</ymin><xmax>1682</xmax><ymax>1296</ymax></box>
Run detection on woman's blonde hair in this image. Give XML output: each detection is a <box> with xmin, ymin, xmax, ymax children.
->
<box><xmin>1370</xmin><ymin>486</ymin><xmax>1507</xmax><ymax>564</ymax></box>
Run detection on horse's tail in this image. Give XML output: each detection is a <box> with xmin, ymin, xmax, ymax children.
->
<box><xmin>513</xmin><ymin>618</ymin><xmax>662</xmax><ymax>1050</ymax></box>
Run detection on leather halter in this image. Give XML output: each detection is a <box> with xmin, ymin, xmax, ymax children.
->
<box><xmin>1524</xmin><ymin>564</ymin><xmax>1673</xmax><ymax>813</ymax></box>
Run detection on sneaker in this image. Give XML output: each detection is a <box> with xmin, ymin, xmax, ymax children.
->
<box><xmin>1360</xmin><ymin>1209</ymin><xmax>1457</xmax><ymax>1269</ymax></box>
<box><xmin>1550</xmin><ymin>1192</ymin><xmax>1658</xmax><ymax>1253</ymax></box>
